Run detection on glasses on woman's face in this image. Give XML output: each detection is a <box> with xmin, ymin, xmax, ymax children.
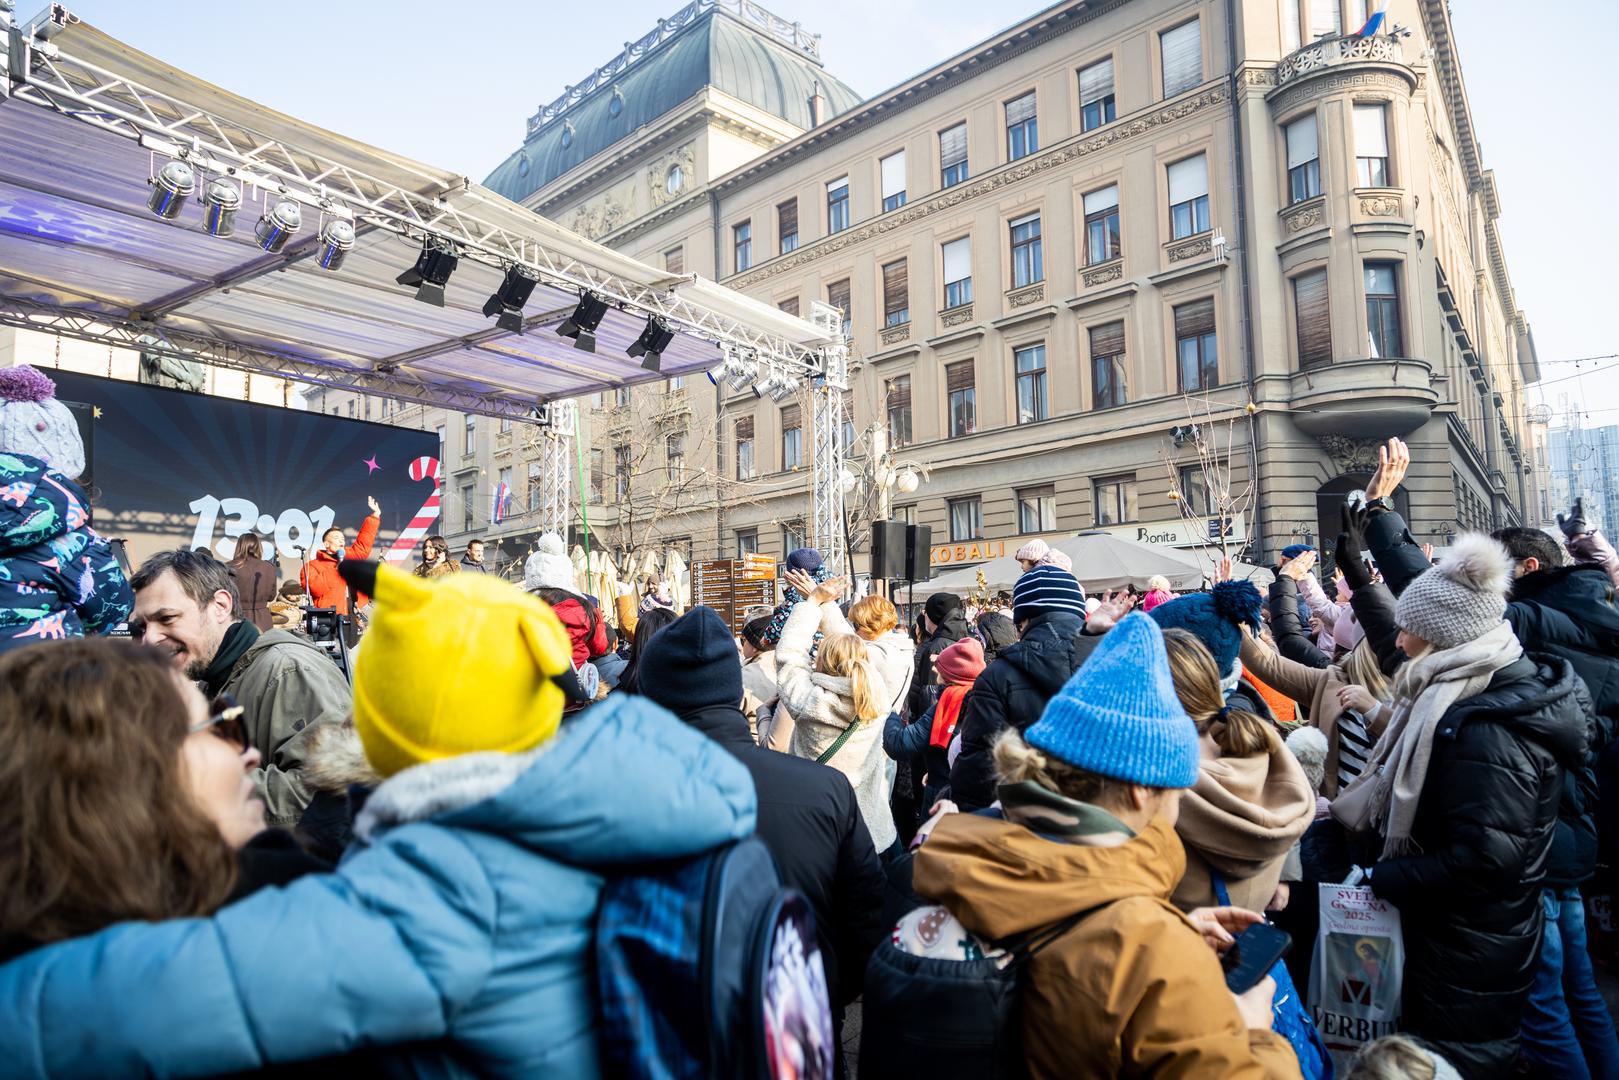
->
<box><xmin>192</xmin><ymin>693</ymin><xmax>250</xmax><ymax>753</ymax></box>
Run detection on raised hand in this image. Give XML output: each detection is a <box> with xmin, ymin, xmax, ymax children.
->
<box><xmin>783</xmin><ymin>567</ymin><xmax>818</xmax><ymax>599</ymax></box>
<box><xmin>1336</xmin><ymin>503</ymin><xmax>1372</xmax><ymax>591</ymax></box>
<box><xmin>1085</xmin><ymin>589</ymin><xmax>1137</xmax><ymax>633</ymax></box>
<box><xmin>1279</xmin><ymin>550</ymin><xmax>1317</xmax><ymax>581</ymax></box>
<box><xmin>1364</xmin><ymin>437</ymin><xmax>1410</xmax><ymax>502</ymax></box>
<box><xmin>366</xmin><ymin>495</ymin><xmax>381</xmax><ymax>516</ymax></box>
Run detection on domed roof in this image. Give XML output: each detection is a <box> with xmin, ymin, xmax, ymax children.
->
<box><xmin>484</xmin><ymin>6</ymin><xmax>862</xmax><ymax>204</ymax></box>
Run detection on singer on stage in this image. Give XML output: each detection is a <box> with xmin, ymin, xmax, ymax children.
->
<box><xmin>301</xmin><ymin>496</ymin><xmax>380</xmax><ymax>614</ymax></box>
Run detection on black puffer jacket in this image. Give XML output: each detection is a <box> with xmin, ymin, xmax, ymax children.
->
<box><xmin>907</xmin><ymin>610</ymin><xmax>970</xmax><ymax>721</ymax></box>
<box><xmin>948</xmin><ymin>612</ymin><xmax>1095</xmax><ymax>812</ymax></box>
<box><xmin>975</xmin><ymin>611</ymin><xmax>1018</xmax><ymax>665</ymax></box>
<box><xmin>1369</xmin><ymin>655</ymin><xmax>1586</xmax><ymax>1078</ymax></box>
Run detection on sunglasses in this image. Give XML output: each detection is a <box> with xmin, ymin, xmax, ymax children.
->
<box><xmin>191</xmin><ymin>693</ymin><xmax>249</xmax><ymax>753</ymax></box>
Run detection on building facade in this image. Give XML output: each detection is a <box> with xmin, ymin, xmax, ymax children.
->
<box><xmin>316</xmin><ymin>0</ymin><xmax>1543</xmax><ymax>578</ymax></box>
<box><xmin>1548</xmin><ymin>421</ymin><xmax>1619</xmax><ymax>541</ymax></box>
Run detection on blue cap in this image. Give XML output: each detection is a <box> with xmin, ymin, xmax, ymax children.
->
<box><xmin>1147</xmin><ymin>580</ymin><xmax>1263</xmax><ymax>679</ymax></box>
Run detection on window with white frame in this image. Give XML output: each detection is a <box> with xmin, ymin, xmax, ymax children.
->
<box><xmin>940</xmin><ymin>123</ymin><xmax>969</xmax><ymax>188</ymax></box>
<box><xmin>463</xmin><ymin>414</ymin><xmax>476</xmax><ymax>455</ymax></box>
<box><xmin>1079</xmin><ymin>58</ymin><xmax>1116</xmax><ymax>131</ymax></box>
<box><xmin>1094</xmin><ymin>475</ymin><xmax>1138</xmax><ymax>525</ymax></box>
<box><xmin>733</xmin><ymin>220</ymin><xmax>752</xmax><ymax>272</ymax></box>
<box><xmin>1015</xmin><ymin>343</ymin><xmax>1048</xmax><ymax>424</ymax></box>
<box><xmin>1286</xmin><ymin>113</ymin><xmax>1321</xmax><ymax>203</ymax></box>
<box><xmin>1175</xmin><ymin>298</ymin><xmax>1219</xmax><ymax>391</ymax></box>
<box><xmin>1355</xmin><ymin>104</ymin><xmax>1390</xmax><ymax>186</ymax></box>
<box><xmin>1010</xmin><ymin>213</ymin><xmax>1043</xmax><ymax>288</ymax></box>
<box><xmin>1018</xmin><ymin>484</ymin><xmax>1057</xmax><ymax>533</ymax></box>
<box><xmin>1365</xmin><ymin>263</ymin><xmax>1403</xmax><ymax>358</ymax></box>
<box><xmin>460</xmin><ymin>482</ymin><xmax>475</xmax><ymax>532</ymax></box>
<box><xmin>735</xmin><ymin>416</ymin><xmax>756</xmax><ymax>480</ymax></box>
<box><xmin>1089</xmin><ymin>321</ymin><xmax>1128</xmax><ymax>409</ymax></box>
<box><xmin>1179</xmin><ymin>464</ymin><xmax>1211</xmax><ymax>516</ymax></box>
<box><xmin>614</xmin><ymin>445</ymin><xmax>630</xmax><ymax>500</ymax></box>
<box><xmin>942</xmin><ymin>237</ymin><xmax>972</xmax><ymax>309</ymax></box>
<box><xmin>886</xmin><ymin>375</ymin><xmax>912</xmax><ymax>447</ymax></box>
<box><xmin>589</xmin><ymin>448</ymin><xmax>603</xmax><ymax>503</ymax></box>
<box><xmin>1005</xmin><ymin>91</ymin><xmax>1038</xmax><ymax>161</ymax></box>
<box><xmin>827</xmin><ymin>176</ymin><xmax>850</xmax><ymax>234</ymax></box>
<box><xmin>948</xmin><ymin>496</ymin><xmax>983</xmax><ymax>541</ymax></box>
<box><xmin>736</xmin><ymin>529</ymin><xmax>759</xmax><ymax>557</ymax></box>
<box><xmin>666</xmin><ymin>431</ymin><xmax>686</xmax><ymax>483</ymax></box>
<box><xmin>880</xmin><ymin>151</ymin><xmax>907</xmax><ymax>212</ymax></box>
<box><xmin>1168</xmin><ymin>154</ymin><xmax>1210</xmax><ymax>239</ymax></box>
<box><xmin>827</xmin><ymin>279</ymin><xmax>852</xmax><ymax>338</ymax></box>
<box><xmin>1160</xmin><ymin>20</ymin><xmax>1203</xmax><ymax>98</ymax></box>
<box><xmin>781</xmin><ymin>403</ymin><xmax>803</xmax><ymax>471</ymax></box>
<box><xmin>528</xmin><ymin>461</ymin><xmax>542</xmax><ymax>511</ymax></box>
<box><xmin>946</xmin><ymin>361</ymin><xmax>975</xmax><ymax>438</ymax></box>
<box><xmin>1083</xmin><ymin>185</ymin><xmax>1121</xmax><ymax>266</ymax></box>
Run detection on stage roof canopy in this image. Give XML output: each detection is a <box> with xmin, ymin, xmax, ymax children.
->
<box><xmin>0</xmin><ymin>7</ymin><xmax>835</xmax><ymax>420</ymax></box>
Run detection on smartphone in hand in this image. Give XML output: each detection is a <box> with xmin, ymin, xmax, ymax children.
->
<box><xmin>1221</xmin><ymin>923</ymin><xmax>1292</xmax><ymax>994</ymax></box>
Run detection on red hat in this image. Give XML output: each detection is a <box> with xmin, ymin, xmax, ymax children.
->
<box><xmin>935</xmin><ymin>638</ymin><xmax>986</xmax><ymax>685</ymax></box>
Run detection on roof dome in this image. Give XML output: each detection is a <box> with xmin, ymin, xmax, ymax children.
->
<box><xmin>484</xmin><ymin>4</ymin><xmax>862</xmax><ymax>203</ymax></box>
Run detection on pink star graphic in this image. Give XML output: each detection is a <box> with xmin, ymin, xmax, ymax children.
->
<box><xmin>363</xmin><ymin>455</ymin><xmax>380</xmax><ymax>474</ymax></box>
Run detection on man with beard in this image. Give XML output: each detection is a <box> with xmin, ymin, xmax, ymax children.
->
<box><xmin>130</xmin><ymin>548</ymin><xmax>350</xmax><ymax>826</ymax></box>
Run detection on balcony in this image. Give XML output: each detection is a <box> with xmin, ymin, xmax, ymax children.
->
<box><xmin>1289</xmin><ymin>357</ymin><xmax>1438</xmax><ymax>438</ymax></box>
<box><xmin>1276</xmin><ymin>33</ymin><xmax>1407</xmax><ymax>87</ymax></box>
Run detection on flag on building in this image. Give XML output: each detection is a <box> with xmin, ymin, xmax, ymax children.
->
<box><xmin>1353</xmin><ymin>1</ymin><xmax>1388</xmax><ymax>37</ymax></box>
<box><xmin>491</xmin><ymin>481</ymin><xmax>512</xmax><ymax>525</ymax></box>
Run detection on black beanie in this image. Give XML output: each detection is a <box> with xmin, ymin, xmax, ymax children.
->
<box><xmin>925</xmin><ymin>592</ymin><xmax>961</xmax><ymax>625</ymax></box>
<box><xmin>638</xmin><ymin>606</ymin><xmax>745</xmax><ymax>713</ymax></box>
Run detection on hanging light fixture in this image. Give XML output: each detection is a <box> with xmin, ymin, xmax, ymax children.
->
<box><xmin>253</xmin><ymin>197</ymin><xmax>302</xmax><ymax>253</ymax></box>
<box><xmin>315</xmin><ymin>219</ymin><xmax>355</xmax><ymax>271</ymax></box>
<box><xmin>396</xmin><ymin>238</ymin><xmax>459</xmax><ymax>306</ymax></box>
<box><xmin>627</xmin><ymin>315</ymin><xmax>675</xmax><ymax>372</ymax></box>
<box><xmin>482</xmin><ymin>265</ymin><xmax>539</xmax><ymax>333</ymax></box>
<box><xmin>556</xmin><ymin>291</ymin><xmax>609</xmax><ymax>352</ymax></box>
<box><xmin>200</xmin><ymin>176</ymin><xmax>241</xmax><ymax>237</ymax></box>
<box><xmin>723</xmin><ymin>350</ymin><xmax>758</xmax><ymax>391</ymax></box>
<box><xmin>146</xmin><ymin>159</ymin><xmax>194</xmax><ymax>220</ymax></box>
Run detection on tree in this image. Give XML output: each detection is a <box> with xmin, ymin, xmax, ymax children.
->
<box><xmin>1158</xmin><ymin>393</ymin><xmax>1257</xmax><ymax>568</ymax></box>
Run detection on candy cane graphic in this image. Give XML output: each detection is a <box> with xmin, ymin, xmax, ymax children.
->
<box><xmin>383</xmin><ymin>456</ymin><xmax>442</xmax><ymax>564</ymax></box>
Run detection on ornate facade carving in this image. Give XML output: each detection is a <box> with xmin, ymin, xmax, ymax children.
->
<box><xmin>568</xmin><ymin>182</ymin><xmax>634</xmax><ymax>240</ymax></box>
<box><xmin>1358</xmin><ymin>194</ymin><xmax>1403</xmax><ymax>217</ymax></box>
<box><xmin>646</xmin><ymin>142</ymin><xmax>696</xmax><ymax>209</ymax></box>
<box><xmin>880</xmin><ymin>323</ymin><xmax>911</xmax><ymax>346</ymax></box>
<box><xmin>940</xmin><ymin>305</ymin><xmax>974</xmax><ymax>328</ymax></box>
<box><xmin>1166</xmin><ymin>235</ymin><xmax>1213</xmax><ymax>263</ymax></box>
<box><xmin>1242</xmin><ymin>67</ymin><xmax>1280</xmax><ymax>87</ymax></box>
<box><xmin>1267</xmin><ymin>68</ymin><xmax>1415</xmax><ymax>117</ymax></box>
<box><xmin>727</xmin><ymin>85</ymin><xmax>1230</xmax><ymax>289</ymax></box>
<box><xmin>1082</xmin><ymin>260</ymin><xmax>1124</xmax><ymax>288</ymax></box>
<box><xmin>1276</xmin><ymin>33</ymin><xmax>1405</xmax><ymax>88</ymax></box>
<box><xmin>1283</xmin><ymin>202</ymin><xmax>1325</xmax><ymax>235</ymax></box>
<box><xmin>1007</xmin><ymin>283</ymin><xmax>1045</xmax><ymax>308</ymax></box>
<box><xmin>1316</xmin><ymin>433</ymin><xmax>1383</xmax><ymax>474</ymax></box>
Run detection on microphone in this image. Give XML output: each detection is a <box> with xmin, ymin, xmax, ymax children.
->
<box><xmin>336</xmin><ymin>546</ymin><xmax>347</xmax><ymax>562</ymax></box>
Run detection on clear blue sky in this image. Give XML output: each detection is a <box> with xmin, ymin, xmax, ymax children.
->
<box><xmin>43</xmin><ymin>0</ymin><xmax>1619</xmax><ymax>422</ymax></box>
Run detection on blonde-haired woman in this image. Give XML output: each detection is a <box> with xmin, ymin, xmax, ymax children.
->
<box><xmin>776</xmin><ymin>572</ymin><xmax>895</xmax><ymax>854</ymax></box>
<box><xmin>803</xmin><ymin>584</ymin><xmax>915</xmax><ymax>726</ymax></box>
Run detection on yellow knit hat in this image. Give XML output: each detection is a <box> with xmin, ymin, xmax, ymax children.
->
<box><xmin>339</xmin><ymin>560</ymin><xmax>579</xmax><ymax>778</ymax></box>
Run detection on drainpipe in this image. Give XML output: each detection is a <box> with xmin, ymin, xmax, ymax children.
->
<box><xmin>1224</xmin><ymin>0</ymin><xmax>1266</xmax><ymax>561</ymax></box>
<box><xmin>709</xmin><ymin>187</ymin><xmax>727</xmax><ymax>557</ymax></box>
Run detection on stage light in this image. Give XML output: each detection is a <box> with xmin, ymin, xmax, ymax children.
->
<box><xmin>723</xmin><ymin>351</ymin><xmax>758</xmax><ymax>391</ymax></box>
<box><xmin>254</xmin><ymin>198</ymin><xmax>302</xmax><ymax>253</ymax></box>
<box><xmin>316</xmin><ymin>219</ymin><xmax>355</xmax><ymax>271</ymax></box>
<box><xmin>557</xmin><ymin>292</ymin><xmax>609</xmax><ymax>352</ymax></box>
<box><xmin>627</xmin><ymin>316</ymin><xmax>675</xmax><ymax>372</ymax></box>
<box><xmin>396</xmin><ymin>238</ymin><xmax>459</xmax><ymax>306</ymax></box>
<box><xmin>763</xmin><ymin>370</ymin><xmax>797</xmax><ymax>402</ymax></box>
<box><xmin>147</xmin><ymin>159</ymin><xmax>194</xmax><ymax>220</ymax></box>
<box><xmin>482</xmin><ymin>265</ymin><xmax>538</xmax><ymax>333</ymax></box>
<box><xmin>201</xmin><ymin>177</ymin><xmax>241</xmax><ymax>237</ymax></box>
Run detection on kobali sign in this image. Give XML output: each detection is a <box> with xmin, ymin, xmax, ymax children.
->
<box><xmin>930</xmin><ymin>514</ymin><xmax>1246</xmax><ymax>566</ymax></box>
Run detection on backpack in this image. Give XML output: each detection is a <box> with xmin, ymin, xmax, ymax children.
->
<box><xmin>595</xmin><ymin>836</ymin><xmax>835</xmax><ymax>1080</ymax></box>
<box><xmin>858</xmin><ymin>901</ymin><xmax>1107</xmax><ymax>1080</ymax></box>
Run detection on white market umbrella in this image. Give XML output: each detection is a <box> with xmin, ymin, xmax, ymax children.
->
<box><xmin>914</xmin><ymin>531</ymin><xmax>1210</xmax><ymax>596</ymax></box>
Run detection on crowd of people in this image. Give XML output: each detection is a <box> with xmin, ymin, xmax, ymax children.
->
<box><xmin>1</xmin><ymin>363</ymin><xmax>1617</xmax><ymax>1079</ymax></box>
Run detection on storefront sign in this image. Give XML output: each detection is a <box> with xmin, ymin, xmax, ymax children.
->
<box><xmin>930</xmin><ymin>539</ymin><xmax>1007</xmax><ymax>565</ymax></box>
<box><xmin>928</xmin><ymin>515</ymin><xmax>1245</xmax><ymax>566</ymax></box>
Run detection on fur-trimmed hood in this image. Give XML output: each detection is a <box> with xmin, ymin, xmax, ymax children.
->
<box><xmin>299</xmin><ymin>719</ymin><xmax>382</xmax><ymax>794</ymax></box>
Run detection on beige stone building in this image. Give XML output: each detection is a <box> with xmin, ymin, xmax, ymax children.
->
<box><xmin>311</xmin><ymin>0</ymin><xmax>1542</xmax><ymax>580</ymax></box>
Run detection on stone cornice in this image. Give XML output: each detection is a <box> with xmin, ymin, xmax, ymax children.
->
<box><xmin>723</xmin><ymin>84</ymin><xmax>1232</xmax><ymax>290</ymax></box>
<box><xmin>1265</xmin><ymin>67</ymin><xmax>1417</xmax><ymax>116</ymax></box>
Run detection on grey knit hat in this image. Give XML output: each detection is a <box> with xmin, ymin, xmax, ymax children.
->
<box><xmin>1393</xmin><ymin>534</ymin><xmax>1511</xmax><ymax>650</ymax></box>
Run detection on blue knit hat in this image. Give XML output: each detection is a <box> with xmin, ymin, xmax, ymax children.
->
<box><xmin>1025</xmin><ymin>612</ymin><xmax>1199</xmax><ymax>788</ymax></box>
<box><xmin>1281</xmin><ymin>543</ymin><xmax>1315</xmax><ymax>561</ymax></box>
<box><xmin>1147</xmin><ymin>580</ymin><xmax>1263</xmax><ymax>680</ymax></box>
<box><xmin>1012</xmin><ymin>564</ymin><xmax>1087</xmax><ymax>624</ymax></box>
<box><xmin>786</xmin><ymin>547</ymin><xmax>823</xmax><ymax>573</ymax></box>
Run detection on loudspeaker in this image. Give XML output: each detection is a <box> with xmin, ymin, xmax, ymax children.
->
<box><xmin>869</xmin><ymin>520</ymin><xmax>908</xmax><ymax>580</ymax></box>
<box><xmin>904</xmin><ymin>523</ymin><xmax>932</xmax><ymax>582</ymax></box>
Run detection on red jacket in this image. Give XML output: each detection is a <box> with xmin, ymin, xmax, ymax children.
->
<box><xmin>551</xmin><ymin>594</ymin><xmax>609</xmax><ymax>666</ymax></box>
<box><xmin>301</xmin><ymin>513</ymin><xmax>379</xmax><ymax>615</ymax></box>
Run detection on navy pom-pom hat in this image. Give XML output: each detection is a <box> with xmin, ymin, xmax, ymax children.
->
<box><xmin>1146</xmin><ymin>579</ymin><xmax>1263</xmax><ymax>680</ymax></box>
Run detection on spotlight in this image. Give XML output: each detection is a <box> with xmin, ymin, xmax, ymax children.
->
<box><xmin>482</xmin><ymin>265</ymin><xmax>539</xmax><ymax>333</ymax></box>
<box><xmin>627</xmin><ymin>316</ymin><xmax>675</xmax><ymax>372</ymax></box>
<box><xmin>254</xmin><ymin>198</ymin><xmax>302</xmax><ymax>253</ymax></box>
<box><xmin>201</xmin><ymin>177</ymin><xmax>241</xmax><ymax>237</ymax></box>
<box><xmin>396</xmin><ymin>238</ymin><xmax>459</xmax><ymax>306</ymax></box>
<box><xmin>763</xmin><ymin>371</ymin><xmax>797</xmax><ymax>402</ymax></box>
<box><xmin>556</xmin><ymin>292</ymin><xmax>609</xmax><ymax>352</ymax></box>
<box><xmin>316</xmin><ymin>219</ymin><xmax>355</xmax><ymax>272</ymax></box>
<box><xmin>147</xmin><ymin>159</ymin><xmax>194</xmax><ymax>220</ymax></box>
<box><xmin>724</xmin><ymin>351</ymin><xmax>758</xmax><ymax>391</ymax></box>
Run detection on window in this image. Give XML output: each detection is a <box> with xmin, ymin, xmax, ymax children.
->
<box><xmin>525</xmin><ymin>461</ymin><xmax>542</xmax><ymax>512</ymax></box>
<box><xmin>781</xmin><ymin>403</ymin><xmax>803</xmax><ymax>470</ymax></box>
<box><xmin>1293</xmin><ymin>267</ymin><xmax>1332</xmax><ymax>368</ymax></box>
<box><xmin>735</xmin><ymin>416</ymin><xmax>756</xmax><ymax>480</ymax></box>
<box><xmin>666</xmin><ymin>432</ymin><xmax>686</xmax><ymax>482</ymax></box>
<box><xmin>499</xmin><ymin>415</ymin><xmax>512</xmax><ymax>434</ymax></box>
<box><xmin>614</xmin><ymin>445</ymin><xmax>631</xmax><ymax>500</ymax></box>
<box><xmin>885</xmin><ymin>375</ymin><xmax>912</xmax><ymax>447</ymax></box>
<box><xmin>1079</xmin><ymin>58</ymin><xmax>1116</xmax><ymax>131</ymax></box>
<box><xmin>668</xmin><ymin>375</ymin><xmax>685</xmax><ymax>391</ymax></box>
<box><xmin>778</xmin><ymin>296</ymin><xmax>800</xmax><ymax>316</ymax></box>
<box><xmin>461</xmin><ymin>482</ymin><xmax>475</xmax><ymax>532</ymax></box>
<box><xmin>1365</xmin><ymin>263</ymin><xmax>1403</xmax><ymax>358</ymax></box>
<box><xmin>497</xmin><ymin>466</ymin><xmax>513</xmax><ymax>519</ymax></box>
<box><xmin>615</xmin><ymin>386</ymin><xmax>632</xmax><ymax>408</ymax></box>
<box><xmin>435</xmin><ymin>424</ymin><xmax>445</xmax><ymax>462</ymax></box>
<box><xmin>781</xmin><ymin>521</ymin><xmax>808</xmax><ymax>558</ymax></box>
<box><xmin>1160</xmin><ymin>19</ymin><xmax>1203</xmax><ymax>98</ymax></box>
<box><xmin>948</xmin><ymin>496</ymin><xmax>983</xmax><ymax>541</ymax></box>
<box><xmin>1286</xmin><ymin>113</ymin><xmax>1321</xmax><ymax>203</ymax></box>
<box><xmin>348</xmin><ymin>400</ymin><xmax>356</xmax><ymax>418</ymax></box>
<box><xmin>1175</xmin><ymin>298</ymin><xmax>1219</xmax><ymax>391</ymax></box>
<box><xmin>894</xmin><ymin>504</ymin><xmax>917</xmax><ymax>526</ymax></box>
<box><xmin>842</xmin><ymin>391</ymin><xmax>856</xmax><ymax>451</ymax></box>
<box><xmin>1168</xmin><ymin>154</ymin><xmax>1211</xmax><ymax>238</ymax></box>
<box><xmin>1089</xmin><ymin>321</ymin><xmax>1128</xmax><ymax>409</ymax></box>
<box><xmin>1005</xmin><ymin>91</ymin><xmax>1038</xmax><ymax>161</ymax></box>
<box><xmin>880</xmin><ymin>151</ymin><xmax>907</xmax><ymax>212</ymax></box>
<box><xmin>941</xmin><ymin>237</ymin><xmax>972</xmax><ymax>308</ymax></box>
<box><xmin>463</xmin><ymin>414</ymin><xmax>476</xmax><ymax>455</ymax></box>
<box><xmin>1354</xmin><ymin>105</ymin><xmax>1389</xmax><ymax>187</ymax></box>
<box><xmin>1009</xmin><ymin>213</ymin><xmax>1043</xmax><ymax>288</ymax></box>
<box><xmin>827</xmin><ymin>176</ymin><xmax>850</xmax><ymax>234</ymax></box>
<box><xmin>778</xmin><ymin>199</ymin><xmax>799</xmax><ymax>254</ymax></box>
<box><xmin>665</xmin><ymin>247</ymin><xmax>684</xmax><ymax>274</ymax></box>
<box><xmin>1094</xmin><ymin>475</ymin><xmax>1139</xmax><ymax>525</ymax></box>
<box><xmin>827</xmin><ymin>279</ymin><xmax>852</xmax><ymax>338</ymax></box>
<box><xmin>1083</xmin><ymin>185</ymin><xmax>1121</xmax><ymax>265</ymax></box>
<box><xmin>946</xmin><ymin>362</ymin><xmax>976</xmax><ymax>438</ymax></box>
<box><xmin>882</xmin><ymin>259</ymin><xmax>909</xmax><ymax>327</ymax></box>
<box><xmin>589</xmin><ymin>448</ymin><xmax>604</xmax><ymax>503</ymax></box>
<box><xmin>1015</xmin><ymin>343</ymin><xmax>1048</xmax><ymax>424</ymax></box>
<box><xmin>940</xmin><ymin>122</ymin><xmax>968</xmax><ymax>188</ymax></box>
<box><xmin>1179</xmin><ymin>464</ymin><xmax>1211</xmax><ymax>517</ymax></box>
<box><xmin>736</xmin><ymin>529</ymin><xmax>759</xmax><ymax>557</ymax></box>
<box><xmin>1311</xmin><ymin>0</ymin><xmax>1341</xmax><ymax>38</ymax></box>
<box><xmin>1018</xmin><ymin>485</ymin><xmax>1057</xmax><ymax>534</ymax></box>
<box><xmin>1285</xmin><ymin>0</ymin><xmax>1302</xmax><ymax>50</ymax></box>
<box><xmin>733</xmin><ymin>221</ymin><xmax>752</xmax><ymax>273</ymax></box>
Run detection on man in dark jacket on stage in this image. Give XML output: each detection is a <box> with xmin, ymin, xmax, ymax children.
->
<box><xmin>637</xmin><ymin>606</ymin><xmax>886</xmax><ymax>1059</ymax></box>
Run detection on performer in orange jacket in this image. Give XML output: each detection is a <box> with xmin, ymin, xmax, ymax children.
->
<box><xmin>301</xmin><ymin>496</ymin><xmax>380</xmax><ymax>614</ymax></box>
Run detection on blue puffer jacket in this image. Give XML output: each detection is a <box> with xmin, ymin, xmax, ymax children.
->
<box><xmin>0</xmin><ymin>452</ymin><xmax>132</xmax><ymax>653</ymax></box>
<box><xmin>0</xmin><ymin>694</ymin><xmax>757</xmax><ymax>1078</ymax></box>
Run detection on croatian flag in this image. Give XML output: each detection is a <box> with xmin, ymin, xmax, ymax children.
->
<box><xmin>1354</xmin><ymin>0</ymin><xmax>1388</xmax><ymax>37</ymax></box>
<box><xmin>491</xmin><ymin>481</ymin><xmax>512</xmax><ymax>525</ymax></box>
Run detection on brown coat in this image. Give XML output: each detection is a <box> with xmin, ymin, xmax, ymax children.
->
<box><xmin>230</xmin><ymin>555</ymin><xmax>279</xmax><ymax>632</ymax></box>
<box><xmin>1172</xmin><ymin>733</ymin><xmax>1315</xmax><ymax>912</ymax></box>
<box><xmin>913</xmin><ymin>813</ymin><xmax>1302</xmax><ymax>1080</ymax></box>
<box><xmin>1239</xmin><ymin>636</ymin><xmax>1387</xmax><ymax>798</ymax></box>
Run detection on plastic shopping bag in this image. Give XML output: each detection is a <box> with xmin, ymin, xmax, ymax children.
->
<box><xmin>1308</xmin><ymin>883</ymin><xmax>1402</xmax><ymax>1072</ymax></box>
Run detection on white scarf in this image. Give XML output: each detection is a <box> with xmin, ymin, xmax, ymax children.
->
<box><xmin>1336</xmin><ymin>620</ymin><xmax>1521</xmax><ymax>858</ymax></box>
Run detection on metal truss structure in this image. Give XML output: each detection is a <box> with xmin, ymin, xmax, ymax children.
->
<box><xmin>531</xmin><ymin>399</ymin><xmax>577</xmax><ymax>540</ymax></box>
<box><xmin>808</xmin><ymin>301</ymin><xmax>848</xmax><ymax>574</ymax></box>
